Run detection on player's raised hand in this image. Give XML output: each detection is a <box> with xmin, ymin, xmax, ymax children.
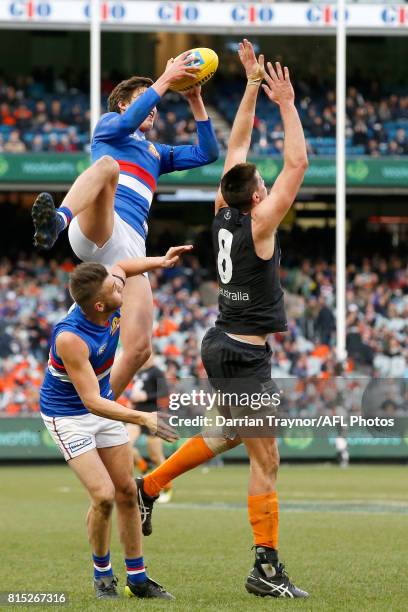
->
<box><xmin>238</xmin><ymin>39</ymin><xmax>265</xmax><ymax>84</ymax></box>
<box><xmin>262</xmin><ymin>62</ymin><xmax>295</xmax><ymax>106</ymax></box>
<box><xmin>181</xmin><ymin>85</ymin><xmax>202</xmax><ymax>101</ymax></box>
<box><xmin>142</xmin><ymin>412</ymin><xmax>179</xmax><ymax>443</ymax></box>
<box><xmin>162</xmin><ymin>245</ymin><xmax>193</xmax><ymax>268</ymax></box>
<box><xmin>164</xmin><ymin>52</ymin><xmax>201</xmax><ymax>84</ymax></box>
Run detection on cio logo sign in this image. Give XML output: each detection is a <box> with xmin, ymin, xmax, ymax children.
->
<box><xmin>158</xmin><ymin>3</ymin><xmax>199</xmax><ymax>22</ymax></box>
<box><xmin>306</xmin><ymin>5</ymin><xmax>348</xmax><ymax>24</ymax></box>
<box><xmin>231</xmin><ymin>4</ymin><xmax>273</xmax><ymax>23</ymax></box>
<box><xmin>381</xmin><ymin>7</ymin><xmax>408</xmax><ymax>25</ymax></box>
<box><xmin>84</xmin><ymin>2</ymin><xmax>125</xmax><ymax>20</ymax></box>
<box><xmin>9</xmin><ymin>1</ymin><xmax>51</xmax><ymax>18</ymax></box>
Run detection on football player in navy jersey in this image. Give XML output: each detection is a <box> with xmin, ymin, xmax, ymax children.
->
<box><xmin>32</xmin><ymin>51</ymin><xmax>219</xmax><ymax>399</ymax></box>
<box><xmin>136</xmin><ymin>41</ymin><xmax>309</xmax><ymax>598</ymax></box>
<box><xmin>40</xmin><ymin>245</ymin><xmax>190</xmax><ymax>600</ymax></box>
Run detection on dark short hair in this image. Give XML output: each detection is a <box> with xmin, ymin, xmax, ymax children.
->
<box><xmin>69</xmin><ymin>262</ymin><xmax>109</xmax><ymax>311</ymax></box>
<box><xmin>108</xmin><ymin>76</ymin><xmax>154</xmax><ymax>113</ymax></box>
<box><xmin>220</xmin><ymin>163</ymin><xmax>258</xmax><ymax>213</ymax></box>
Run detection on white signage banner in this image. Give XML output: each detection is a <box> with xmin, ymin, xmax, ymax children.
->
<box><xmin>0</xmin><ymin>1</ymin><xmax>407</xmax><ymax>31</ymax></box>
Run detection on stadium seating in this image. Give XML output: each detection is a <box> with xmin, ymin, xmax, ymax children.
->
<box><xmin>1</xmin><ymin>74</ymin><xmax>408</xmax><ymax>155</ymax></box>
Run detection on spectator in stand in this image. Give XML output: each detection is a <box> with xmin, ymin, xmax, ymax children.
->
<box><xmin>32</xmin><ymin>100</ymin><xmax>48</xmax><ymax>129</ymax></box>
<box><xmin>47</xmin><ymin>133</ymin><xmax>59</xmax><ymax>152</ymax></box>
<box><xmin>322</xmin><ymin>106</ymin><xmax>336</xmax><ymax>137</ymax></box>
<box><xmin>315</xmin><ymin>296</ymin><xmax>336</xmax><ymax>346</ymax></box>
<box><xmin>252</xmin><ymin>119</ymin><xmax>268</xmax><ymax>154</ymax></box>
<box><xmin>162</xmin><ymin>111</ymin><xmax>178</xmax><ymax>142</ymax></box>
<box><xmin>1</xmin><ymin>102</ymin><xmax>16</xmax><ymax>126</ymax></box>
<box><xmin>49</xmin><ymin>99</ymin><xmax>66</xmax><ymax>127</ymax></box>
<box><xmin>56</xmin><ymin>133</ymin><xmax>79</xmax><ymax>152</ymax></box>
<box><xmin>388</xmin><ymin>140</ymin><xmax>403</xmax><ymax>155</ymax></box>
<box><xmin>395</xmin><ymin>128</ymin><xmax>408</xmax><ymax>154</ymax></box>
<box><xmin>377</xmin><ymin>99</ymin><xmax>391</xmax><ymax>121</ymax></box>
<box><xmin>31</xmin><ymin>134</ymin><xmax>45</xmax><ymax>153</ymax></box>
<box><xmin>4</xmin><ymin>130</ymin><xmax>26</xmax><ymax>153</ymax></box>
<box><xmin>353</xmin><ymin>119</ymin><xmax>369</xmax><ymax>147</ymax></box>
<box><xmin>366</xmin><ymin>138</ymin><xmax>380</xmax><ymax>157</ymax></box>
<box><xmin>14</xmin><ymin>103</ymin><xmax>33</xmax><ymax>129</ymax></box>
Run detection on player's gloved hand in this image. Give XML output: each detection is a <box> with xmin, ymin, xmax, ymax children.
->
<box><xmin>164</xmin><ymin>52</ymin><xmax>201</xmax><ymax>85</ymax></box>
<box><xmin>238</xmin><ymin>39</ymin><xmax>265</xmax><ymax>84</ymax></box>
<box><xmin>262</xmin><ymin>62</ymin><xmax>295</xmax><ymax>107</ymax></box>
<box><xmin>161</xmin><ymin>245</ymin><xmax>193</xmax><ymax>268</ymax></box>
<box><xmin>142</xmin><ymin>412</ymin><xmax>179</xmax><ymax>443</ymax></box>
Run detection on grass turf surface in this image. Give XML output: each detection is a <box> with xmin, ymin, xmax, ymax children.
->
<box><xmin>1</xmin><ymin>464</ymin><xmax>407</xmax><ymax>611</ymax></box>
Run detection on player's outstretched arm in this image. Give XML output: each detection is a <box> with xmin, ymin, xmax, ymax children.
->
<box><xmin>93</xmin><ymin>54</ymin><xmax>200</xmax><ymax>142</ymax></box>
<box><xmin>56</xmin><ymin>332</ymin><xmax>178</xmax><ymax>442</ymax></box>
<box><xmin>158</xmin><ymin>84</ymin><xmax>219</xmax><ymax>175</ymax></box>
<box><xmin>111</xmin><ymin>245</ymin><xmax>193</xmax><ymax>280</ymax></box>
<box><xmin>183</xmin><ymin>85</ymin><xmax>208</xmax><ymax>121</ymax></box>
<box><xmin>253</xmin><ymin>62</ymin><xmax>308</xmax><ymax>239</ymax></box>
<box><xmin>214</xmin><ymin>39</ymin><xmax>265</xmax><ymax>213</ymax></box>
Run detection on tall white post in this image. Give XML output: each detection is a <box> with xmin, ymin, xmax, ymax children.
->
<box><xmin>336</xmin><ymin>0</ymin><xmax>347</xmax><ymax>362</ymax></box>
<box><xmin>90</xmin><ymin>0</ymin><xmax>101</xmax><ymax>135</ymax></box>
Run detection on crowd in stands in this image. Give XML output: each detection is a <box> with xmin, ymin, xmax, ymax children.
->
<box><xmin>219</xmin><ymin>79</ymin><xmax>408</xmax><ymax>157</ymax></box>
<box><xmin>0</xmin><ymin>72</ymin><xmax>90</xmax><ymax>153</ymax></box>
<box><xmin>1</xmin><ymin>71</ymin><xmax>408</xmax><ymax>157</ymax></box>
<box><xmin>1</xmin><ymin>240</ymin><xmax>407</xmax><ymax>416</ymax></box>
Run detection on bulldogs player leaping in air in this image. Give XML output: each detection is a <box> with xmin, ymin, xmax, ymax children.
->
<box><xmin>32</xmin><ymin>52</ymin><xmax>219</xmax><ymax>399</ymax></box>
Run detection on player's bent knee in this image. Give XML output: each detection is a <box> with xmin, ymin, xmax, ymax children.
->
<box><xmin>97</xmin><ymin>155</ymin><xmax>119</xmax><ymax>179</ymax></box>
<box><xmin>115</xmin><ymin>479</ymin><xmax>137</xmax><ymax>506</ymax></box>
<box><xmin>92</xmin><ymin>488</ymin><xmax>115</xmax><ymax>517</ymax></box>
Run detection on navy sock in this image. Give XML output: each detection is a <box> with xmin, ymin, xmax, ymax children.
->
<box><xmin>93</xmin><ymin>551</ymin><xmax>113</xmax><ymax>579</ymax></box>
<box><xmin>125</xmin><ymin>556</ymin><xmax>147</xmax><ymax>585</ymax></box>
<box><xmin>56</xmin><ymin>206</ymin><xmax>73</xmax><ymax>234</ymax></box>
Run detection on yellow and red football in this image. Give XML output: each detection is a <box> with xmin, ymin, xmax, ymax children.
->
<box><xmin>169</xmin><ymin>48</ymin><xmax>219</xmax><ymax>93</ymax></box>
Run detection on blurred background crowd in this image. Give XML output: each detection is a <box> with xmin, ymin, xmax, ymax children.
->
<box><xmin>1</xmin><ymin>229</ymin><xmax>407</xmax><ymax>416</ymax></box>
<box><xmin>1</xmin><ymin>70</ymin><xmax>408</xmax><ymax>157</ymax></box>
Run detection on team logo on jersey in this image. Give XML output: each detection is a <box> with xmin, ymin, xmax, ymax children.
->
<box><xmin>98</xmin><ymin>343</ymin><xmax>107</xmax><ymax>355</ymax></box>
<box><xmin>148</xmin><ymin>143</ymin><xmax>160</xmax><ymax>159</ymax></box>
<box><xmin>224</xmin><ymin>209</ymin><xmax>232</xmax><ymax>220</ymax></box>
<box><xmin>110</xmin><ymin>317</ymin><xmax>120</xmax><ymax>335</ymax></box>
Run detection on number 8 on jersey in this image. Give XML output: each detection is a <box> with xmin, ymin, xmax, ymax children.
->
<box><xmin>217</xmin><ymin>228</ymin><xmax>233</xmax><ymax>284</ymax></box>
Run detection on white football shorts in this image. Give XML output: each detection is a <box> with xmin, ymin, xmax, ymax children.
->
<box><xmin>68</xmin><ymin>212</ymin><xmax>146</xmax><ymax>264</ymax></box>
<box><xmin>41</xmin><ymin>411</ymin><xmax>129</xmax><ymax>461</ymax></box>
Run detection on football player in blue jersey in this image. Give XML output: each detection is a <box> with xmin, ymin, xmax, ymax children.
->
<box><xmin>32</xmin><ymin>50</ymin><xmax>219</xmax><ymax>398</ymax></box>
<box><xmin>40</xmin><ymin>244</ymin><xmax>191</xmax><ymax>600</ymax></box>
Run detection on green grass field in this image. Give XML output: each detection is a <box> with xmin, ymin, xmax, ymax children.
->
<box><xmin>1</xmin><ymin>463</ymin><xmax>407</xmax><ymax>611</ymax></box>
